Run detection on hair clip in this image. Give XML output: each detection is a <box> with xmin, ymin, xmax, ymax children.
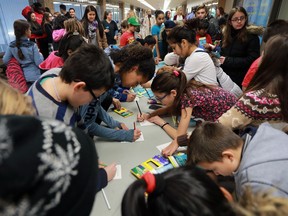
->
<box><xmin>173</xmin><ymin>70</ymin><xmax>179</xmax><ymax>77</ymax></box>
<box><xmin>73</xmin><ymin>31</ymin><xmax>80</xmax><ymax>35</ymax></box>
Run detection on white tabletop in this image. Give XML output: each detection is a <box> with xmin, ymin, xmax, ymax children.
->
<box><xmin>89</xmin><ymin>94</ymin><xmax>189</xmax><ymax>216</ymax></box>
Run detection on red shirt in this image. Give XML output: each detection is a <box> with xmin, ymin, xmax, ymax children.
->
<box><xmin>242</xmin><ymin>56</ymin><xmax>262</xmax><ymax>88</ymax></box>
<box><xmin>120</xmin><ymin>31</ymin><xmax>135</xmax><ymax>47</ymax></box>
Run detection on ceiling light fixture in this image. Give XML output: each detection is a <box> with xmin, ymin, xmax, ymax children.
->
<box><xmin>163</xmin><ymin>0</ymin><xmax>171</xmax><ymax>11</ymax></box>
<box><xmin>137</xmin><ymin>0</ymin><xmax>156</xmax><ymax>10</ymax></box>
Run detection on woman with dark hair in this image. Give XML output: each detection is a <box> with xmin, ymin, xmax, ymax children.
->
<box><xmin>102</xmin><ymin>11</ymin><xmax>118</xmax><ymax>45</ymax></box>
<box><xmin>40</xmin><ymin>12</ymin><xmax>54</xmax><ymax>59</ymax></box>
<box><xmin>219</xmin><ymin>34</ymin><xmax>288</xmax><ymax>129</ymax></box>
<box><xmin>220</xmin><ymin>7</ymin><xmax>260</xmax><ymax>87</ymax></box>
<box><xmin>26</xmin><ymin>11</ymin><xmax>43</xmax><ymax>42</ymax></box>
<box><xmin>81</xmin><ymin>5</ymin><xmax>108</xmax><ymax>49</ymax></box>
<box><xmin>122</xmin><ymin>166</ymin><xmax>235</xmax><ymax>216</ymax></box>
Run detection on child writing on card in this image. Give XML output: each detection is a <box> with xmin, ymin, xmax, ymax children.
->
<box><xmin>0</xmin><ymin>79</ymin><xmax>101</xmax><ymax>215</ymax></box>
<box><xmin>138</xmin><ymin>67</ymin><xmax>236</xmax><ymax>156</ymax></box>
<box><xmin>27</xmin><ymin>44</ymin><xmax>116</xmax><ymax>190</ymax></box>
<box><xmin>78</xmin><ymin>43</ymin><xmax>155</xmax><ymax>142</ymax></box>
<box><xmin>187</xmin><ymin>121</ymin><xmax>288</xmax><ymax>199</ymax></box>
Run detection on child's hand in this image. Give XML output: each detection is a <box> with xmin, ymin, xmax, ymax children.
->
<box><xmin>120</xmin><ymin>123</ymin><xmax>129</xmax><ymax>130</ymax></box>
<box><xmin>112</xmin><ymin>98</ymin><xmax>121</xmax><ymax>110</ymax></box>
<box><xmin>162</xmin><ymin>139</ymin><xmax>179</xmax><ymax>157</ymax></box>
<box><xmin>133</xmin><ymin>129</ymin><xmax>142</xmax><ymax>141</ymax></box>
<box><xmin>123</xmin><ymin>89</ymin><xmax>130</xmax><ymax>94</ymax></box>
<box><xmin>104</xmin><ymin>163</ymin><xmax>117</xmax><ymax>182</ymax></box>
<box><xmin>219</xmin><ymin>56</ymin><xmax>226</xmax><ymax>64</ymax></box>
<box><xmin>137</xmin><ymin>113</ymin><xmax>150</xmax><ymax>122</ymax></box>
<box><xmin>126</xmin><ymin>93</ymin><xmax>136</xmax><ymax>102</ymax></box>
<box><xmin>148</xmin><ymin>116</ymin><xmax>165</xmax><ymax>126</ymax></box>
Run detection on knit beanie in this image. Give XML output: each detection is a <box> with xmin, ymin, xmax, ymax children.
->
<box><xmin>0</xmin><ymin>115</ymin><xmax>98</xmax><ymax>215</ymax></box>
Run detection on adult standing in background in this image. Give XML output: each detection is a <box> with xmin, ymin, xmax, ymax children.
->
<box><xmin>60</xmin><ymin>4</ymin><xmax>71</xmax><ymax>18</ymax></box>
<box><xmin>69</xmin><ymin>8</ymin><xmax>79</xmax><ymax>20</ymax></box>
<box><xmin>141</xmin><ymin>9</ymin><xmax>156</xmax><ymax>38</ymax></box>
<box><xmin>102</xmin><ymin>11</ymin><xmax>118</xmax><ymax>45</ymax></box>
<box><xmin>81</xmin><ymin>5</ymin><xmax>108</xmax><ymax>49</ymax></box>
<box><xmin>220</xmin><ymin>7</ymin><xmax>260</xmax><ymax>87</ymax></box>
<box><xmin>195</xmin><ymin>4</ymin><xmax>219</xmax><ymax>41</ymax></box>
<box><xmin>165</xmin><ymin>10</ymin><xmax>171</xmax><ymax>21</ymax></box>
<box><xmin>173</xmin><ymin>6</ymin><xmax>185</xmax><ymax>23</ymax></box>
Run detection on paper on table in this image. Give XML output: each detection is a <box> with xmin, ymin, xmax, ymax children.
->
<box><xmin>113</xmin><ymin>165</ymin><xmax>122</xmax><ymax>179</ymax></box>
<box><xmin>134</xmin><ymin>96</ymin><xmax>140</xmax><ymax>102</ymax></box>
<box><xmin>140</xmin><ymin>120</ymin><xmax>155</xmax><ymax>126</ymax></box>
<box><xmin>121</xmin><ymin>132</ymin><xmax>144</xmax><ymax>143</ymax></box>
<box><xmin>156</xmin><ymin>142</ymin><xmax>187</xmax><ymax>152</ymax></box>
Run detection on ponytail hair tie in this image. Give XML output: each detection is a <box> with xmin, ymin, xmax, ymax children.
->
<box><xmin>173</xmin><ymin>70</ymin><xmax>179</xmax><ymax>77</ymax></box>
<box><xmin>142</xmin><ymin>172</ymin><xmax>156</xmax><ymax>193</ymax></box>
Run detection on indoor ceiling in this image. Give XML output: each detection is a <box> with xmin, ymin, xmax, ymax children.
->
<box><xmin>120</xmin><ymin>0</ymin><xmax>187</xmax><ymax>11</ymax></box>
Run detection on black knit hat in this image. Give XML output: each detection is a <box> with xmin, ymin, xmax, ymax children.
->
<box><xmin>0</xmin><ymin>115</ymin><xmax>98</xmax><ymax>215</ymax></box>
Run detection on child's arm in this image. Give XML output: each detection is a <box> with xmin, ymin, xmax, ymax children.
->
<box><xmin>96</xmin><ymin>164</ymin><xmax>116</xmax><ymax>192</ymax></box>
<box><xmin>137</xmin><ymin>106</ymin><xmax>170</xmax><ymax>122</ymax></box>
<box><xmin>3</xmin><ymin>48</ymin><xmax>12</xmax><ymax>65</ymax></box>
<box><xmin>148</xmin><ymin>115</ymin><xmax>177</xmax><ymax>139</ymax></box>
<box><xmin>162</xmin><ymin>107</ymin><xmax>192</xmax><ymax>157</ymax></box>
<box><xmin>33</xmin><ymin>43</ymin><xmax>44</xmax><ymax>66</ymax></box>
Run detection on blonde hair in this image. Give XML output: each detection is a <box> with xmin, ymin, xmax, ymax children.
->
<box><xmin>0</xmin><ymin>79</ymin><xmax>35</xmax><ymax>115</ymax></box>
<box><xmin>233</xmin><ymin>187</ymin><xmax>288</xmax><ymax>216</ymax></box>
<box><xmin>64</xmin><ymin>18</ymin><xmax>85</xmax><ymax>36</ymax></box>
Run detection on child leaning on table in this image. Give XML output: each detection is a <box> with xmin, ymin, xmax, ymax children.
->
<box><xmin>138</xmin><ymin>67</ymin><xmax>237</xmax><ymax>157</ymax></box>
<box><xmin>0</xmin><ymin>79</ymin><xmax>100</xmax><ymax>215</ymax></box>
<box><xmin>187</xmin><ymin>121</ymin><xmax>288</xmax><ymax>199</ymax></box>
<box><xmin>27</xmin><ymin>44</ymin><xmax>117</xmax><ymax>191</ymax></box>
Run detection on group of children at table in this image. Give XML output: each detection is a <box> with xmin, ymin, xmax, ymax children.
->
<box><xmin>1</xmin><ymin>5</ymin><xmax>288</xmax><ymax>216</ymax></box>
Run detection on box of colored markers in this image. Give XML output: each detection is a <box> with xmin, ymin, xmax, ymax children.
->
<box><xmin>130</xmin><ymin>153</ymin><xmax>187</xmax><ymax>179</ymax></box>
<box><xmin>114</xmin><ymin>107</ymin><xmax>133</xmax><ymax>118</ymax></box>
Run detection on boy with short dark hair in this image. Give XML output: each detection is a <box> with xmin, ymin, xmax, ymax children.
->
<box><xmin>119</xmin><ymin>17</ymin><xmax>140</xmax><ymax>47</ymax></box>
<box><xmin>187</xmin><ymin>121</ymin><xmax>288</xmax><ymax>198</ymax></box>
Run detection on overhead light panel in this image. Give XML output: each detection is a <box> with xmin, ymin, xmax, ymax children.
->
<box><xmin>137</xmin><ymin>0</ymin><xmax>156</xmax><ymax>10</ymax></box>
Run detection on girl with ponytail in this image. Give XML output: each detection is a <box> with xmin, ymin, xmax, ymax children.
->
<box><xmin>122</xmin><ymin>166</ymin><xmax>235</xmax><ymax>216</ymax></box>
<box><xmin>138</xmin><ymin>67</ymin><xmax>237</xmax><ymax>156</ymax></box>
<box><xmin>3</xmin><ymin>19</ymin><xmax>43</xmax><ymax>86</ymax></box>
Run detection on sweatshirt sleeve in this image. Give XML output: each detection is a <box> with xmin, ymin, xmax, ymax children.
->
<box><xmin>96</xmin><ymin>168</ymin><xmax>108</xmax><ymax>192</ymax></box>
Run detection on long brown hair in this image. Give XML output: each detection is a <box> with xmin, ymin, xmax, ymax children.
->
<box><xmin>246</xmin><ymin>34</ymin><xmax>288</xmax><ymax>122</ymax></box>
<box><xmin>13</xmin><ymin>19</ymin><xmax>30</xmax><ymax>60</ymax></box>
<box><xmin>151</xmin><ymin>67</ymin><xmax>216</xmax><ymax>115</ymax></box>
<box><xmin>222</xmin><ymin>7</ymin><xmax>248</xmax><ymax>48</ymax></box>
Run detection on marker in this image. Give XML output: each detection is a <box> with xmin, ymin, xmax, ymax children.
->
<box><xmin>145</xmin><ymin>88</ymin><xmax>152</xmax><ymax>99</ymax></box>
<box><xmin>99</xmin><ymin>163</ymin><xmax>107</xmax><ymax>167</ymax></box>
<box><xmin>134</xmin><ymin>122</ymin><xmax>136</xmax><ymax>130</ymax></box>
<box><xmin>102</xmin><ymin>189</ymin><xmax>111</xmax><ymax>210</ymax></box>
<box><xmin>136</xmin><ymin>101</ymin><xmax>142</xmax><ymax>116</ymax></box>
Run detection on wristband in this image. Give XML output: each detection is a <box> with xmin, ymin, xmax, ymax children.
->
<box><xmin>161</xmin><ymin>122</ymin><xmax>169</xmax><ymax>129</ymax></box>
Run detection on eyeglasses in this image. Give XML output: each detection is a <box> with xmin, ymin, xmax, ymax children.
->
<box><xmin>231</xmin><ymin>16</ymin><xmax>246</xmax><ymax>22</ymax></box>
<box><xmin>87</xmin><ymin>86</ymin><xmax>99</xmax><ymax>101</ymax></box>
<box><xmin>155</xmin><ymin>93</ymin><xmax>168</xmax><ymax>102</ymax></box>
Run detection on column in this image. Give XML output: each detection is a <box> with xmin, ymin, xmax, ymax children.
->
<box><xmin>119</xmin><ymin>2</ymin><xmax>124</xmax><ymax>22</ymax></box>
<box><xmin>98</xmin><ymin>0</ymin><xmax>106</xmax><ymax>20</ymax></box>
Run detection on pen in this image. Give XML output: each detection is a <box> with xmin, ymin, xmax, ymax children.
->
<box><xmin>101</xmin><ymin>189</ymin><xmax>111</xmax><ymax>210</ymax></box>
<box><xmin>134</xmin><ymin>122</ymin><xmax>136</xmax><ymax>130</ymax></box>
<box><xmin>136</xmin><ymin>101</ymin><xmax>142</xmax><ymax>116</ymax></box>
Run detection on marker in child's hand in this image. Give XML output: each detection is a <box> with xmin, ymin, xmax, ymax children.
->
<box><xmin>136</xmin><ymin>101</ymin><xmax>142</xmax><ymax>116</ymax></box>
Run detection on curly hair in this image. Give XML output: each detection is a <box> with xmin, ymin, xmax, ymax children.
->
<box><xmin>109</xmin><ymin>43</ymin><xmax>155</xmax><ymax>81</ymax></box>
